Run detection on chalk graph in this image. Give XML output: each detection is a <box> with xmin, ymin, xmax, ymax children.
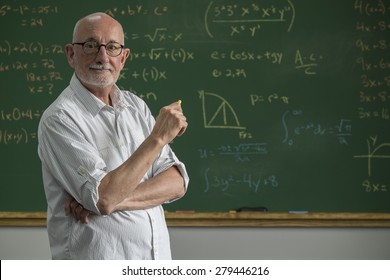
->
<box><xmin>354</xmin><ymin>136</ymin><xmax>390</xmax><ymax>177</ymax></box>
<box><xmin>199</xmin><ymin>90</ymin><xmax>245</xmax><ymax>130</ymax></box>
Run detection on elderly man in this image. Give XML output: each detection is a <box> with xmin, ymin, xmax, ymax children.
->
<box><xmin>38</xmin><ymin>12</ymin><xmax>189</xmax><ymax>260</ymax></box>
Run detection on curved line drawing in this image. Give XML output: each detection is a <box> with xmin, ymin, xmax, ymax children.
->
<box><xmin>287</xmin><ymin>0</ymin><xmax>295</xmax><ymax>32</ymax></box>
<box><xmin>281</xmin><ymin>110</ymin><xmax>290</xmax><ymax>143</ymax></box>
<box><xmin>199</xmin><ymin>90</ymin><xmax>245</xmax><ymax>129</ymax></box>
<box><xmin>204</xmin><ymin>1</ymin><xmax>214</xmax><ymax>38</ymax></box>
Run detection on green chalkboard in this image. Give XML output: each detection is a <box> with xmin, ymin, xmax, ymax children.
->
<box><xmin>0</xmin><ymin>0</ymin><xmax>389</xmax><ymax>213</ymax></box>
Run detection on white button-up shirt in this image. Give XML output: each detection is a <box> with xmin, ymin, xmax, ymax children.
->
<box><xmin>38</xmin><ymin>74</ymin><xmax>189</xmax><ymax>260</ymax></box>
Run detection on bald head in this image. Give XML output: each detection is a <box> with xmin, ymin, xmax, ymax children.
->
<box><xmin>72</xmin><ymin>12</ymin><xmax>125</xmax><ymax>44</ymax></box>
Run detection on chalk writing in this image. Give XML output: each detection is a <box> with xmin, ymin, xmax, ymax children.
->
<box><xmin>294</xmin><ymin>49</ymin><xmax>323</xmax><ymax>75</ymax></box>
<box><xmin>0</xmin><ymin>128</ymin><xmax>36</xmax><ymax>144</ymax></box>
<box><xmin>356</xmin><ymin>20</ymin><xmax>390</xmax><ymax>32</ymax></box>
<box><xmin>0</xmin><ymin>41</ymin><xmax>64</xmax><ymax>56</ymax></box>
<box><xmin>356</xmin><ymin>57</ymin><xmax>390</xmax><ymax>71</ymax></box>
<box><xmin>359</xmin><ymin>91</ymin><xmax>390</xmax><ymax>103</ymax></box>
<box><xmin>282</xmin><ymin>110</ymin><xmax>352</xmax><ymax>145</ymax></box>
<box><xmin>129</xmin><ymin>28</ymin><xmax>183</xmax><ymax>42</ymax></box>
<box><xmin>211</xmin><ymin>50</ymin><xmax>283</xmax><ymax>64</ymax></box>
<box><xmin>0</xmin><ymin>108</ymin><xmax>43</xmax><ymax>121</ymax></box>
<box><xmin>26</xmin><ymin>71</ymin><xmax>62</xmax><ymax>82</ymax></box>
<box><xmin>354</xmin><ymin>0</ymin><xmax>390</xmax><ymax>16</ymax></box>
<box><xmin>204</xmin><ymin>0</ymin><xmax>295</xmax><ymax>38</ymax></box>
<box><xmin>0</xmin><ymin>5</ymin><xmax>59</xmax><ymax>16</ymax></box>
<box><xmin>0</xmin><ymin>59</ymin><xmax>56</xmax><ymax>72</ymax></box>
<box><xmin>356</xmin><ymin>39</ymin><xmax>390</xmax><ymax>52</ymax></box>
<box><xmin>199</xmin><ymin>143</ymin><xmax>268</xmax><ymax>162</ymax></box>
<box><xmin>0</xmin><ymin>5</ymin><xmax>58</xmax><ymax>27</ymax></box>
<box><xmin>250</xmin><ymin>93</ymin><xmax>290</xmax><ymax>105</ymax></box>
<box><xmin>129</xmin><ymin>48</ymin><xmax>195</xmax><ymax>63</ymax></box>
<box><xmin>212</xmin><ymin>68</ymin><xmax>247</xmax><ymax>78</ymax></box>
<box><xmin>358</xmin><ymin>107</ymin><xmax>390</xmax><ymax>120</ymax></box>
<box><xmin>203</xmin><ymin>167</ymin><xmax>278</xmax><ymax>193</ymax></box>
<box><xmin>362</xmin><ymin>179</ymin><xmax>388</xmax><ymax>193</ymax></box>
<box><xmin>27</xmin><ymin>83</ymin><xmax>55</xmax><ymax>95</ymax></box>
<box><xmin>129</xmin><ymin>67</ymin><xmax>167</xmax><ymax>82</ymax></box>
<box><xmin>360</xmin><ymin>74</ymin><xmax>390</xmax><ymax>88</ymax></box>
<box><xmin>105</xmin><ymin>5</ymin><xmax>169</xmax><ymax>17</ymax></box>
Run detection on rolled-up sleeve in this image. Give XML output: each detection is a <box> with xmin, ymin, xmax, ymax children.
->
<box><xmin>38</xmin><ymin>113</ymin><xmax>106</xmax><ymax>214</ymax></box>
<box><xmin>152</xmin><ymin>144</ymin><xmax>189</xmax><ymax>201</ymax></box>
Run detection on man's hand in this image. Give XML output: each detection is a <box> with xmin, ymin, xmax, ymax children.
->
<box><xmin>64</xmin><ymin>196</ymin><xmax>94</xmax><ymax>224</ymax></box>
<box><xmin>152</xmin><ymin>101</ymin><xmax>188</xmax><ymax>144</ymax></box>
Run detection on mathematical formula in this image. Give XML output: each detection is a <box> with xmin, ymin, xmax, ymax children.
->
<box><xmin>282</xmin><ymin>110</ymin><xmax>352</xmax><ymax>145</ymax></box>
<box><xmin>198</xmin><ymin>143</ymin><xmax>268</xmax><ymax>162</ymax></box>
<box><xmin>203</xmin><ymin>167</ymin><xmax>279</xmax><ymax>193</ymax></box>
<box><xmin>0</xmin><ymin>128</ymin><xmax>36</xmax><ymax>144</ymax></box>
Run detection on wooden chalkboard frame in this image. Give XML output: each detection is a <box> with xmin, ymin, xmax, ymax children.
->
<box><xmin>1</xmin><ymin>212</ymin><xmax>390</xmax><ymax>227</ymax></box>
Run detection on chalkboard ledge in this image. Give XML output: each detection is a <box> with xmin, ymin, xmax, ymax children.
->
<box><xmin>1</xmin><ymin>212</ymin><xmax>390</xmax><ymax>227</ymax></box>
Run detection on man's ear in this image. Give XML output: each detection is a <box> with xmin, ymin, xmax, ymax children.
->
<box><xmin>65</xmin><ymin>44</ymin><xmax>75</xmax><ymax>68</ymax></box>
<box><xmin>120</xmin><ymin>48</ymin><xmax>130</xmax><ymax>69</ymax></box>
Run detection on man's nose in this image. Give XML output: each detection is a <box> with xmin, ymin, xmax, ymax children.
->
<box><xmin>95</xmin><ymin>45</ymin><xmax>110</xmax><ymax>62</ymax></box>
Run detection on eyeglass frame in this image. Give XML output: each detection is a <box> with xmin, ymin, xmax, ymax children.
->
<box><xmin>72</xmin><ymin>41</ymin><xmax>125</xmax><ymax>57</ymax></box>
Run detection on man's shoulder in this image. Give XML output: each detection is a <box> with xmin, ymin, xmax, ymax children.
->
<box><xmin>39</xmin><ymin>87</ymin><xmax>81</xmax><ymax>126</ymax></box>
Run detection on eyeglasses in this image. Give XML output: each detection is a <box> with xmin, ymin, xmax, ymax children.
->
<box><xmin>72</xmin><ymin>41</ymin><xmax>124</xmax><ymax>57</ymax></box>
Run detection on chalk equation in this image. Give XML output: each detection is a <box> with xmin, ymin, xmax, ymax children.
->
<box><xmin>211</xmin><ymin>49</ymin><xmax>323</xmax><ymax>76</ymax></box>
<box><xmin>211</xmin><ymin>50</ymin><xmax>283</xmax><ymax>64</ymax></box>
<box><xmin>0</xmin><ymin>5</ymin><xmax>58</xmax><ymax>16</ymax></box>
<box><xmin>360</xmin><ymin>74</ymin><xmax>390</xmax><ymax>88</ymax></box>
<box><xmin>358</xmin><ymin>107</ymin><xmax>390</xmax><ymax>120</ymax></box>
<box><xmin>361</xmin><ymin>179</ymin><xmax>388</xmax><ymax>193</ymax></box>
<box><xmin>129</xmin><ymin>47</ymin><xmax>194</xmax><ymax>63</ymax></box>
<box><xmin>354</xmin><ymin>136</ymin><xmax>390</xmax><ymax>177</ymax></box>
<box><xmin>356</xmin><ymin>39</ymin><xmax>390</xmax><ymax>52</ymax></box>
<box><xmin>0</xmin><ymin>41</ymin><xmax>64</xmax><ymax>56</ymax></box>
<box><xmin>356</xmin><ymin>57</ymin><xmax>390</xmax><ymax>71</ymax></box>
<box><xmin>128</xmin><ymin>66</ymin><xmax>167</xmax><ymax>82</ymax></box>
<box><xmin>129</xmin><ymin>28</ymin><xmax>183</xmax><ymax>43</ymax></box>
<box><xmin>282</xmin><ymin>110</ymin><xmax>352</xmax><ymax>145</ymax></box>
<box><xmin>354</xmin><ymin>0</ymin><xmax>390</xmax><ymax>16</ymax></box>
<box><xmin>356</xmin><ymin>20</ymin><xmax>390</xmax><ymax>32</ymax></box>
<box><xmin>0</xmin><ymin>4</ymin><xmax>58</xmax><ymax>27</ymax></box>
<box><xmin>0</xmin><ymin>59</ymin><xmax>56</xmax><ymax>72</ymax></box>
<box><xmin>105</xmin><ymin>5</ymin><xmax>169</xmax><ymax>17</ymax></box>
<box><xmin>0</xmin><ymin>128</ymin><xmax>36</xmax><ymax>144</ymax></box>
<box><xmin>204</xmin><ymin>0</ymin><xmax>295</xmax><ymax>38</ymax></box>
<box><xmin>250</xmin><ymin>93</ymin><xmax>290</xmax><ymax>105</ymax></box>
<box><xmin>0</xmin><ymin>108</ymin><xmax>43</xmax><ymax>122</ymax></box>
<box><xmin>359</xmin><ymin>91</ymin><xmax>390</xmax><ymax>103</ymax></box>
<box><xmin>198</xmin><ymin>142</ymin><xmax>268</xmax><ymax>162</ymax></box>
<box><xmin>203</xmin><ymin>167</ymin><xmax>278</xmax><ymax>193</ymax></box>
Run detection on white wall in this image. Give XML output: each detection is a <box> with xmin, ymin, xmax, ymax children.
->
<box><xmin>1</xmin><ymin>227</ymin><xmax>390</xmax><ymax>259</ymax></box>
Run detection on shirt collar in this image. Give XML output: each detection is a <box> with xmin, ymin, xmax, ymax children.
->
<box><xmin>70</xmin><ymin>74</ymin><xmax>130</xmax><ymax>116</ymax></box>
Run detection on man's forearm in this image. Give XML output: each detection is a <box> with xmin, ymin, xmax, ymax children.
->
<box><xmin>65</xmin><ymin>166</ymin><xmax>185</xmax><ymax>224</ymax></box>
<box><xmin>113</xmin><ymin>166</ymin><xmax>186</xmax><ymax>211</ymax></box>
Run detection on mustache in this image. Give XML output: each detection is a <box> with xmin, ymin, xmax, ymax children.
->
<box><xmin>89</xmin><ymin>64</ymin><xmax>112</xmax><ymax>70</ymax></box>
